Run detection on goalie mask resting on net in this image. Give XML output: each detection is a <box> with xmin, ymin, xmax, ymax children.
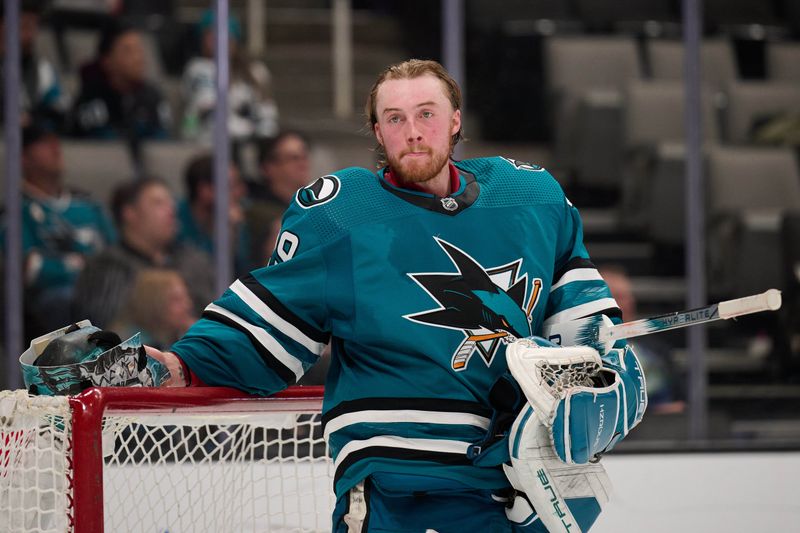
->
<box><xmin>500</xmin><ymin>332</ymin><xmax>647</xmax><ymax>533</ymax></box>
<box><xmin>19</xmin><ymin>321</ymin><xmax>170</xmax><ymax>396</ymax></box>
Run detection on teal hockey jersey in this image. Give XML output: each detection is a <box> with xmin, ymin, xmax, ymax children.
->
<box><xmin>8</xmin><ymin>189</ymin><xmax>115</xmax><ymax>293</ymax></box>
<box><xmin>171</xmin><ymin>156</ymin><xmax>621</xmax><ymax>497</ymax></box>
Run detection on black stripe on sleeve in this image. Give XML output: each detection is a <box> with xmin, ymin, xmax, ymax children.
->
<box><xmin>202</xmin><ymin>310</ymin><xmax>297</xmax><ymax>385</ymax></box>
<box><xmin>322</xmin><ymin>397</ymin><xmax>493</xmax><ymax>429</ymax></box>
<box><xmin>240</xmin><ymin>273</ymin><xmax>329</xmax><ymax>344</ymax></box>
<box><xmin>552</xmin><ymin>257</ymin><xmax>596</xmax><ymax>287</ymax></box>
<box><xmin>334</xmin><ymin>447</ymin><xmax>473</xmax><ymax>487</ymax></box>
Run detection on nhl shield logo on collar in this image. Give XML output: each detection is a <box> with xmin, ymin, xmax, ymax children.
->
<box><xmin>441</xmin><ymin>197</ymin><xmax>458</xmax><ymax>211</ymax></box>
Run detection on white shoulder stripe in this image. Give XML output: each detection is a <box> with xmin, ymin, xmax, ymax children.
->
<box><xmin>542</xmin><ymin>298</ymin><xmax>619</xmax><ymax>326</ymax></box>
<box><xmin>323</xmin><ymin>410</ymin><xmax>491</xmax><ymax>441</ymax></box>
<box><xmin>205</xmin><ymin>303</ymin><xmax>305</xmax><ymax>381</ymax></box>
<box><xmin>229</xmin><ymin>280</ymin><xmax>326</xmax><ymax>356</ymax></box>
<box><xmin>550</xmin><ymin>268</ymin><xmax>603</xmax><ymax>292</ymax></box>
<box><xmin>334</xmin><ymin>436</ymin><xmax>470</xmax><ymax>471</ymax></box>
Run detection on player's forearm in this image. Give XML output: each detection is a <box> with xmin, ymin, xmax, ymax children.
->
<box><xmin>170</xmin><ymin>318</ymin><xmax>295</xmax><ymax>396</ymax></box>
<box><xmin>172</xmin><ymin>353</ymin><xmax>204</xmax><ymax>387</ymax></box>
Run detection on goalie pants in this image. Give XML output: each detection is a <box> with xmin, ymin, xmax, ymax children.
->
<box><xmin>332</xmin><ymin>477</ymin><xmax>548</xmax><ymax>533</ymax></box>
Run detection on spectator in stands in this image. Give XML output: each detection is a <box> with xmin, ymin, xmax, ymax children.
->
<box><xmin>0</xmin><ymin>0</ymin><xmax>69</xmax><ymax>130</ymax></box>
<box><xmin>250</xmin><ymin>130</ymin><xmax>313</xmax><ymax>207</ymax></box>
<box><xmin>600</xmin><ymin>264</ymin><xmax>686</xmax><ymax>414</ymax></box>
<box><xmin>69</xmin><ymin>19</ymin><xmax>170</xmax><ymax>140</ymax></box>
<box><xmin>72</xmin><ymin>177</ymin><xmax>214</xmax><ymax>328</ymax></box>
<box><xmin>1</xmin><ymin>123</ymin><xmax>115</xmax><ymax>338</ymax></box>
<box><xmin>177</xmin><ymin>153</ymin><xmax>253</xmax><ymax>276</ymax></box>
<box><xmin>110</xmin><ymin>268</ymin><xmax>196</xmax><ymax>350</ymax></box>
<box><xmin>246</xmin><ymin>131</ymin><xmax>313</xmax><ymax>264</ymax></box>
<box><xmin>180</xmin><ymin>10</ymin><xmax>279</xmax><ymax>150</ymax></box>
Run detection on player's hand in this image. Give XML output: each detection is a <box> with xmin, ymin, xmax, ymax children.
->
<box><xmin>144</xmin><ymin>345</ymin><xmax>187</xmax><ymax>387</ymax></box>
<box><xmin>507</xmin><ymin>337</ymin><xmax>647</xmax><ymax>464</ymax></box>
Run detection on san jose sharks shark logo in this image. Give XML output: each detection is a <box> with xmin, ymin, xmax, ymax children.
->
<box><xmin>404</xmin><ymin>238</ymin><xmax>543</xmax><ymax>372</ymax></box>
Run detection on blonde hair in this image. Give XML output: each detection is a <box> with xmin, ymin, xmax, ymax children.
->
<box><xmin>112</xmin><ymin>269</ymin><xmax>193</xmax><ymax>346</ymax></box>
<box><xmin>365</xmin><ymin>59</ymin><xmax>464</xmax><ymax>164</ymax></box>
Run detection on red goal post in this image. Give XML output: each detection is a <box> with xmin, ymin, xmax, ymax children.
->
<box><xmin>1</xmin><ymin>385</ymin><xmax>330</xmax><ymax>533</ymax></box>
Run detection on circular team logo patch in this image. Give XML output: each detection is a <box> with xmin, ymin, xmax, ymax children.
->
<box><xmin>297</xmin><ymin>175</ymin><xmax>341</xmax><ymax>208</ymax></box>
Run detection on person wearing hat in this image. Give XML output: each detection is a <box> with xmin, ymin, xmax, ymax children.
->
<box><xmin>1</xmin><ymin>124</ymin><xmax>115</xmax><ymax>338</ymax></box>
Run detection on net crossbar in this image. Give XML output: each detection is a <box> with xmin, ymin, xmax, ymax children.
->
<box><xmin>0</xmin><ymin>386</ymin><xmax>332</xmax><ymax>533</ymax></box>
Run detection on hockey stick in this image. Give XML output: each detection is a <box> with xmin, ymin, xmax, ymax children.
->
<box><xmin>542</xmin><ymin>289</ymin><xmax>782</xmax><ymax>356</ymax></box>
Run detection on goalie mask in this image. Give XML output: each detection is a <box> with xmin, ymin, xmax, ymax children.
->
<box><xmin>20</xmin><ymin>321</ymin><xmax>170</xmax><ymax>396</ymax></box>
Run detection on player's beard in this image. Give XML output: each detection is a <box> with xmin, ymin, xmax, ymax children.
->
<box><xmin>386</xmin><ymin>143</ymin><xmax>451</xmax><ymax>187</ymax></box>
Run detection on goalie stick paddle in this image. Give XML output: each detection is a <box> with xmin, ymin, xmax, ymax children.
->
<box><xmin>542</xmin><ymin>289</ymin><xmax>782</xmax><ymax>356</ymax></box>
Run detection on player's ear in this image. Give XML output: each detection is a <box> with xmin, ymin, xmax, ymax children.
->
<box><xmin>374</xmin><ymin>122</ymin><xmax>384</xmax><ymax>146</ymax></box>
<box><xmin>450</xmin><ymin>109</ymin><xmax>462</xmax><ymax>137</ymax></box>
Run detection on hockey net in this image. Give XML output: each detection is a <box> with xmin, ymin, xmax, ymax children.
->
<box><xmin>0</xmin><ymin>386</ymin><xmax>332</xmax><ymax>533</ymax></box>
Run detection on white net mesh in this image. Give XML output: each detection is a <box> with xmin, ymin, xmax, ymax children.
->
<box><xmin>511</xmin><ymin>339</ymin><xmax>602</xmax><ymax>396</ymax></box>
<box><xmin>0</xmin><ymin>390</ymin><xmax>333</xmax><ymax>533</ymax></box>
<box><xmin>0</xmin><ymin>391</ymin><xmax>72</xmax><ymax>533</ymax></box>
<box><xmin>535</xmin><ymin>359</ymin><xmax>602</xmax><ymax>394</ymax></box>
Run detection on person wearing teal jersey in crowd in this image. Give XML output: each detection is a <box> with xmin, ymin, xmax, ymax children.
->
<box><xmin>2</xmin><ymin>124</ymin><xmax>114</xmax><ymax>337</ymax></box>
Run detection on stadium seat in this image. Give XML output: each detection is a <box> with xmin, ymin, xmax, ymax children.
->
<box><xmin>707</xmin><ymin>146</ymin><xmax>800</xmax><ymax>296</ymax></box>
<box><xmin>467</xmin><ymin>0</ymin><xmax>575</xmax><ymax>32</ymax></box>
<box><xmin>466</xmin><ymin>1</ymin><xmax>582</xmax><ymax>142</ymax></box>
<box><xmin>572</xmin><ymin>0</ymin><xmax>679</xmax><ymax>35</ymax></box>
<box><xmin>767</xmin><ymin>42</ymin><xmax>800</xmax><ymax>82</ymax></box>
<box><xmin>620</xmin><ymin>81</ymin><xmax>719</xmax><ymax>240</ymax></box>
<box><xmin>545</xmin><ymin>35</ymin><xmax>642</xmax><ymax>192</ymax></box>
<box><xmin>723</xmin><ymin>81</ymin><xmax>800</xmax><ymax>144</ymax></box>
<box><xmin>704</xmin><ymin>0</ymin><xmax>779</xmax><ymax>26</ymax></box>
<box><xmin>646</xmin><ymin>38</ymin><xmax>738</xmax><ymax>91</ymax></box>
<box><xmin>141</xmin><ymin>140</ymin><xmax>206</xmax><ymax>196</ymax></box>
<box><xmin>644</xmin><ymin>143</ymin><xmax>696</xmax><ymax>249</ymax></box>
<box><xmin>61</xmin><ymin>140</ymin><xmax>135</xmax><ymax>206</ymax></box>
<box><xmin>0</xmin><ymin>141</ymin><xmax>133</xmax><ymax>207</ymax></box>
<box><xmin>709</xmin><ymin>146</ymin><xmax>800</xmax><ymax>214</ymax></box>
<box><xmin>625</xmin><ymin>81</ymin><xmax>720</xmax><ymax>146</ymax></box>
<box><xmin>703</xmin><ymin>0</ymin><xmax>787</xmax><ymax>37</ymax></box>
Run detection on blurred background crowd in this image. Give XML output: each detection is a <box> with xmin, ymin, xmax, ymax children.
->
<box><xmin>1</xmin><ymin>0</ymin><xmax>799</xmax><ymax>449</ymax></box>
